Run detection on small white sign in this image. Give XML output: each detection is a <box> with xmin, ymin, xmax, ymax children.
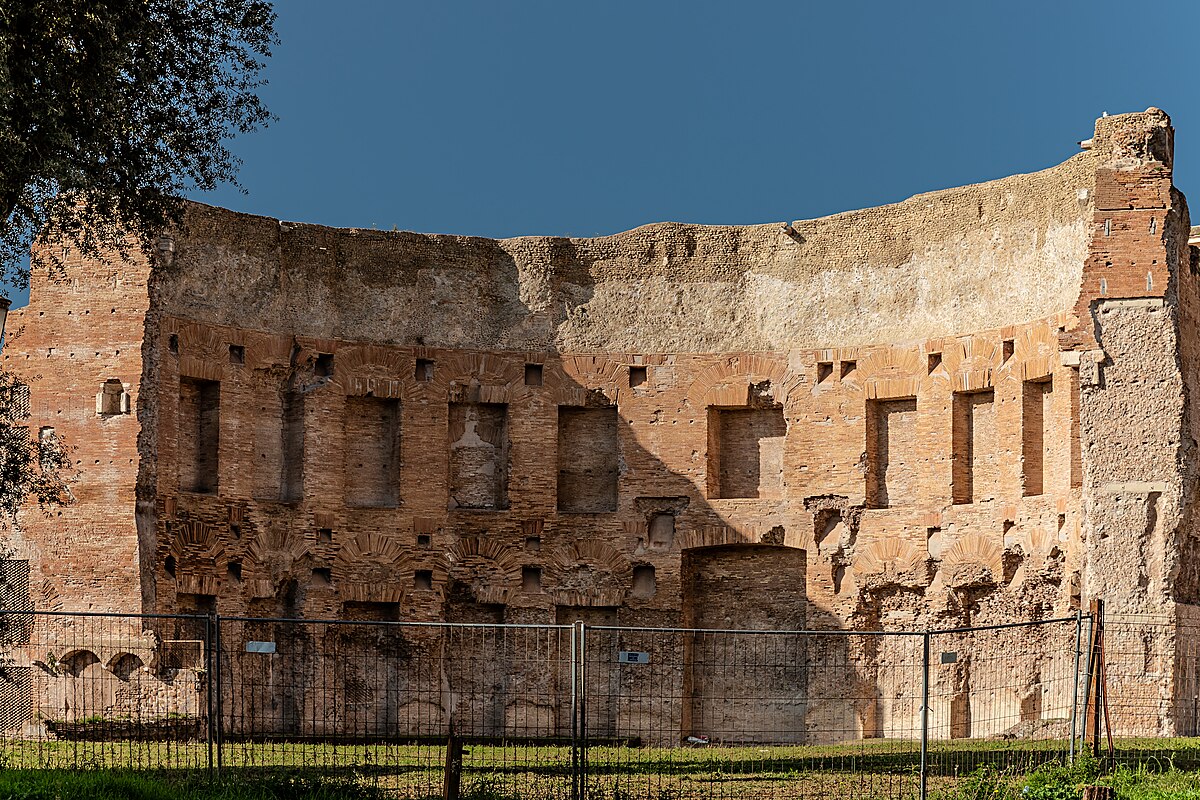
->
<box><xmin>618</xmin><ymin>651</ymin><xmax>650</xmax><ymax>664</ymax></box>
<box><xmin>246</xmin><ymin>641</ymin><xmax>276</xmax><ymax>654</ymax></box>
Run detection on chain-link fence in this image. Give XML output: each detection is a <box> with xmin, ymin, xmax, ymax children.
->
<box><xmin>3</xmin><ymin>608</ymin><xmax>1174</xmax><ymax>799</ymax></box>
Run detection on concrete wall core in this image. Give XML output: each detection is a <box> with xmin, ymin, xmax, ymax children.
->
<box><xmin>3</xmin><ymin>108</ymin><xmax>1198</xmax><ymax>741</ymax></box>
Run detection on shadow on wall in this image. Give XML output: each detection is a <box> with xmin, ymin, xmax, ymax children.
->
<box><xmin>137</xmin><ymin>214</ymin><xmax>1058</xmax><ymax>747</ymax></box>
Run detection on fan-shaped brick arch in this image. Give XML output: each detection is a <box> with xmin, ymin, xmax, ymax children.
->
<box><xmin>245</xmin><ymin>527</ymin><xmax>311</xmax><ymax>599</ymax></box>
<box><xmin>549</xmin><ymin>539</ymin><xmax>630</xmax><ymax>607</ymax></box>
<box><xmin>421</xmin><ymin>351</ymin><xmax>528</xmax><ymax>403</ymax></box>
<box><xmin>1011</xmin><ymin>321</ymin><xmax>1059</xmax><ymax>381</ymax></box>
<box><xmin>939</xmin><ymin>533</ymin><xmax>1005</xmax><ymax>588</ymax></box>
<box><xmin>334</xmin><ymin>532</ymin><xmax>408</xmax><ymax>603</ymax></box>
<box><xmin>676</xmin><ymin>524</ymin><xmax>809</xmax><ymax>552</ymax></box>
<box><xmin>543</xmin><ymin>354</ymin><xmax>628</xmax><ymax>406</ymax></box>
<box><xmin>943</xmin><ymin>335</ymin><xmax>1000</xmax><ymax>393</ymax></box>
<box><xmin>173</xmin><ymin>322</ymin><xmax>227</xmax><ymax>382</ymax></box>
<box><xmin>244</xmin><ymin>330</ymin><xmax>294</xmax><ymax>370</ymax></box>
<box><xmin>685</xmin><ymin>354</ymin><xmax>802</xmax><ymax>409</ymax></box>
<box><xmin>331</xmin><ymin>344</ymin><xmax>422</xmax><ymax>399</ymax></box>
<box><xmin>447</xmin><ymin>537</ymin><xmax>524</xmax><ymax>605</ymax></box>
<box><xmin>857</xmin><ymin>345</ymin><xmax>924</xmax><ymax>400</ymax></box>
<box><xmin>169</xmin><ymin>521</ymin><xmax>224</xmax><ymax>596</ymax></box>
<box><xmin>852</xmin><ymin>538</ymin><xmax>926</xmax><ymax>587</ymax></box>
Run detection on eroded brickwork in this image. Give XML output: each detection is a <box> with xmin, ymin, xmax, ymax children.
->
<box><xmin>6</xmin><ymin>108</ymin><xmax>1200</xmax><ymax>742</ymax></box>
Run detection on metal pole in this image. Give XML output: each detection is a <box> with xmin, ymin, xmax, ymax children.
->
<box><xmin>1080</xmin><ymin>612</ymin><xmax>1094</xmax><ymax>754</ymax></box>
<box><xmin>579</xmin><ymin>621</ymin><xmax>588</xmax><ymax>800</ymax></box>
<box><xmin>570</xmin><ymin>622</ymin><xmax>579</xmax><ymax>800</ymax></box>
<box><xmin>1070</xmin><ymin>609</ymin><xmax>1083</xmax><ymax>760</ymax></box>
<box><xmin>920</xmin><ymin>631</ymin><xmax>930</xmax><ymax>800</ymax></box>
<box><xmin>1092</xmin><ymin>600</ymin><xmax>1104</xmax><ymax>760</ymax></box>
<box><xmin>205</xmin><ymin>613</ymin><xmax>215</xmax><ymax>777</ymax></box>
<box><xmin>214</xmin><ymin>612</ymin><xmax>223</xmax><ymax>777</ymax></box>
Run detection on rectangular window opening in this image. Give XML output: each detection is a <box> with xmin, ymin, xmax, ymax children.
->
<box><xmin>1023</xmin><ymin>379</ymin><xmax>1053</xmax><ymax>497</ymax></box>
<box><xmin>952</xmin><ymin>390</ymin><xmax>997</xmax><ymax>505</ymax></box>
<box><xmin>344</xmin><ymin>396</ymin><xmax>401</xmax><ymax>508</ymax></box>
<box><xmin>315</xmin><ymin>353</ymin><xmax>334</xmax><ymax>378</ymax></box>
<box><xmin>522</xmin><ymin>566</ymin><xmax>542</xmax><ymax>593</ymax></box>
<box><xmin>866</xmin><ymin>398</ymin><xmax>918</xmax><ymax>508</ymax></box>
<box><xmin>280</xmin><ymin>391</ymin><xmax>305</xmax><ymax>502</ymax></box>
<box><xmin>179</xmin><ymin>377</ymin><xmax>220</xmax><ymax>494</ymax></box>
<box><xmin>449</xmin><ymin>402</ymin><xmax>509</xmax><ymax>509</ymax></box>
<box><xmin>524</xmin><ymin>363</ymin><xmax>543</xmax><ymax>386</ymax></box>
<box><xmin>557</xmin><ymin>406</ymin><xmax>619</xmax><ymax>512</ymax></box>
<box><xmin>708</xmin><ymin>406</ymin><xmax>786</xmax><ymax>499</ymax></box>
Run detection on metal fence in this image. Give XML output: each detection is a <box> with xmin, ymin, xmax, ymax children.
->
<box><xmin>0</xmin><ymin>609</ymin><xmax>1140</xmax><ymax>799</ymax></box>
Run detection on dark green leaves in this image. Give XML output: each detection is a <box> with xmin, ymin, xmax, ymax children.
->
<box><xmin>0</xmin><ymin>0</ymin><xmax>277</xmax><ymax>287</ymax></box>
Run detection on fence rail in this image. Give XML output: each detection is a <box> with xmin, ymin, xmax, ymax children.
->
<box><xmin>0</xmin><ymin>608</ymin><xmax>1179</xmax><ymax>799</ymax></box>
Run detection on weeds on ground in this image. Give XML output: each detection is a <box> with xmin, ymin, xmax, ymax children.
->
<box><xmin>950</xmin><ymin>753</ymin><xmax>1101</xmax><ymax>800</ymax></box>
<box><xmin>0</xmin><ymin>770</ymin><xmax>389</xmax><ymax>800</ymax></box>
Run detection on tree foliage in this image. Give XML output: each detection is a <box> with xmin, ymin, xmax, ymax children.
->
<box><xmin>0</xmin><ymin>367</ymin><xmax>71</xmax><ymax>527</ymax></box>
<box><xmin>0</xmin><ymin>0</ymin><xmax>277</xmax><ymax>286</ymax></box>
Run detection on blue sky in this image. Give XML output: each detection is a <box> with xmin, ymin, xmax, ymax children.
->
<box><xmin>13</xmin><ymin>0</ymin><xmax>1200</xmax><ymax>305</ymax></box>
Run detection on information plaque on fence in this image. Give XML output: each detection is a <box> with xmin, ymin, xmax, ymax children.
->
<box><xmin>618</xmin><ymin>650</ymin><xmax>650</xmax><ymax>664</ymax></box>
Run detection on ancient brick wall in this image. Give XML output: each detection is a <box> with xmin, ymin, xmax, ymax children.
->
<box><xmin>7</xmin><ymin>109</ymin><xmax>1199</xmax><ymax>740</ymax></box>
<box><xmin>1</xmin><ymin>240</ymin><xmax>152</xmax><ymax>614</ymax></box>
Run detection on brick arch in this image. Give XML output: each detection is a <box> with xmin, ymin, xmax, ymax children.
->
<box><xmin>106</xmin><ymin>651</ymin><xmax>145</xmax><ymax>679</ymax></box>
<box><xmin>245</xmin><ymin>527</ymin><xmax>311</xmax><ymax>599</ymax></box>
<box><xmin>245</xmin><ymin>330</ymin><xmax>293</xmax><ymax>369</ymax></box>
<box><xmin>857</xmin><ymin>345</ymin><xmax>923</xmax><ymax>400</ymax></box>
<box><xmin>169</xmin><ymin>521</ymin><xmax>224</xmax><ymax>596</ymax></box>
<box><xmin>685</xmin><ymin>354</ymin><xmax>802</xmax><ymax>409</ymax></box>
<box><xmin>1025</xmin><ymin>524</ymin><xmax>1057</xmax><ymax>555</ymax></box>
<box><xmin>549</xmin><ymin>539</ymin><xmax>630</xmax><ymax>607</ymax></box>
<box><xmin>174</xmin><ymin>322</ymin><xmax>225</xmax><ymax>361</ymax></box>
<box><xmin>851</xmin><ymin>537</ymin><xmax>926</xmax><ymax>586</ymax></box>
<box><xmin>174</xmin><ymin>322</ymin><xmax>228</xmax><ymax>382</ymax></box>
<box><xmin>1011</xmin><ymin>321</ymin><xmax>1059</xmax><ymax>381</ymax></box>
<box><xmin>422</xmin><ymin>351</ymin><xmax>527</xmax><ymax>403</ymax></box>
<box><xmin>546</xmin><ymin>355</ymin><xmax>628</xmax><ymax>406</ymax></box>
<box><xmin>447</xmin><ymin>537</ymin><xmax>524</xmax><ymax>605</ymax></box>
<box><xmin>331</xmin><ymin>344</ymin><xmax>422</xmax><ymax>399</ymax></box>
<box><xmin>943</xmin><ymin>335</ymin><xmax>999</xmax><ymax>392</ymax></box>
<box><xmin>938</xmin><ymin>533</ymin><xmax>1004</xmax><ymax>588</ymax></box>
<box><xmin>677</xmin><ymin>524</ymin><xmax>809</xmax><ymax>552</ymax></box>
<box><xmin>334</xmin><ymin>532</ymin><xmax>408</xmax><ymax>604</ymax></box>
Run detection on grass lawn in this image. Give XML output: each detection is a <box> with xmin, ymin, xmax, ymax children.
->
<box><xmin>6</xmin><ymin>737</ymin><xmax>1200</xmax><ymax>798</ymax></box>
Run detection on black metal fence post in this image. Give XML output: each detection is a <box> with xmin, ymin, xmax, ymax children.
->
<box><xmin>570</xmin><ymin>620</ymin><xmax>580</xmax><ymax>800</ymax></box>
<box><xmin>213</xmin><ymin>612</ymin><xmax>223</xmax><ymax>777</ymax></box>
<box><xmin>578</xmin><ymin>620</ymin><xmax>588</xmax><ymax>800</ymax></box>
<box><xmin>920</xmin><ymin>630</ymin><xmax>930</xmax><ymax>800</ymax></box>
<box><xmin>205</xmin><ymin>613</ymin><xmax>215</xmax><ymax>778</ymax></box>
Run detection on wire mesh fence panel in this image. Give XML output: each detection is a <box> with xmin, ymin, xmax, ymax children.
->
<box><xmin>0</xmin><ymin>610</ymin><xmax>212</xmax><ymax>772</ymax></box>
<box><xmin>216</xmin><ymin>618</ymin><xmax>576</xmax><ymax>798</ymax></box>
<box><xmin>924</xmin><ymin>617</ymin><xmax>1086</xmax><ymax>796</ymax></box>
<box><xmin>0</xmin><ymin>608</ymin><xmax>1149</xmax><ymax>798</ymax></box>
<box><xmin>580</xmin><ymin>626</ymin><xmax>925</xmax><ymax>800</ymax></box>
<box><xmin>1098</xmin><ymin>613</ymin><xmax>1200</xmax><ymax>769</ymax></box>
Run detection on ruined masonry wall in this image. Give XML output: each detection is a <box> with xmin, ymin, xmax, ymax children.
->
<box><xmin>5</xmin><ymin>109</ymin><xmax>1196</xmax><ymax>742</ymax></box>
